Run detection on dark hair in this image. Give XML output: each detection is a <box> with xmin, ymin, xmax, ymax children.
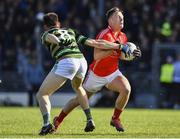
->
<box><xmin>106</xmin><ymin>7</ymin><xmax>122</xmax><ymax>19</ymax></box>
<box><xmin>43</xmin><ymin>12</ymin><xmax>59</xmax><ymax>27</ymax></box>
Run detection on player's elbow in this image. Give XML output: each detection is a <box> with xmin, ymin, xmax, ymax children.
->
<box><xmin>85</xmin><ymin>39</ymin><xmax>99</xmax><ymax>48</ymax></box>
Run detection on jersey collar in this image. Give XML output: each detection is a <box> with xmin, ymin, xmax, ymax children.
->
<box><xmin>108</xmin><ymin>26</ymin><xmax>122</xmax><ymax>41</ymax></box>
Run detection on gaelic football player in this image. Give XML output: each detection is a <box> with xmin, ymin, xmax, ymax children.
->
<box><xmin>53</xmin><ymin>7</ymin><xmax>141</xmax><ymax>132</ymax></box>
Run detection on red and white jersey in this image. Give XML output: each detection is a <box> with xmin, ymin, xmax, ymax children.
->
<box><xmin>89</xmin><ymin>26</ymin><xmax>128</xmax><ymax>77</ymax></box>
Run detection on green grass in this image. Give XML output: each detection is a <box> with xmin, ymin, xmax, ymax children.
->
<box><xmin>0</xmin><ymin>107</ymin><xmax>180</xmax><ymax>138</ymax></box>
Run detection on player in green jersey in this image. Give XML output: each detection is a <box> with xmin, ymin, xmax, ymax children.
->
<box><xmin>37</xmin><ymin>12</ymin><xmax>131</xmax><ymax>135</ymax></box>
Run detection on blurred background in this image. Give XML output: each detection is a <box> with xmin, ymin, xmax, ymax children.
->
<box><xmin>0</xmin><ymin>0</ymin><xmax>180</xmax><ymax>109</ymax></box>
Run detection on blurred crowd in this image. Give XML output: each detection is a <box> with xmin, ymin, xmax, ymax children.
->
<box><xmin>0</xmin><ymin>0</ymin><xmax>180</xmax><ymax>97</ymax></box>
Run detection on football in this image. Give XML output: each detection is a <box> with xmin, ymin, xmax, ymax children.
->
<box><xmin>120</xmin><ymin>42</ymin><xmax>137</xmax><ymax>61</ymax></box>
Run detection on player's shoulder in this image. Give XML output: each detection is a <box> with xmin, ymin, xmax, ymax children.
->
<box><xmin>119</xmin><ymin>31</ymin><xmax>128</xmax><ymax>42</ymax></box>
<box><xmin>96</xmin><ymin>27</ymin><xmax>110</xmax><ymax>39</ymax></box>
<box><xmin>66</xmin><ymin>28</ymin><xmax>78</xmax><ymax>35</ymax></box>
<box><xmin>41</xmin><ymin>28</ymin><xmax>58</xmax><ymax>39</ymax></box>
<box><xmin>120</xmin><ymin>31</ymin><xmax>127</xmax><ymax>37</ymax></box>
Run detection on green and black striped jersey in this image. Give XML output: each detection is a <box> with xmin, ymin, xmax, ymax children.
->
<box><xmin>41</xmin><ymin>28</ymin><xmax>88</xmax><ymax>61</ymax></box>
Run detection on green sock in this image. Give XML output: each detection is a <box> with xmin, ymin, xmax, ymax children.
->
<box><xmin>83</xmin><ymin>108</ymin><xmax>92</xmax><ymax>121</ymax></box>
<box><xmin>43</xmin><ymin>113</ymin><xmax>50</xmax><ymax>126</ymax></box>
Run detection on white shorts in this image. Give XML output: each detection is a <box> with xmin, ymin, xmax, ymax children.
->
<box><xmin>83</xmin><ymin>69</ymin><xmax>122</xmax><ymax>93</ymax></box>
<box><xmin>52</xmin><ymin>58</ymin><xmax>87</xmax><ymax>80</ymax></box>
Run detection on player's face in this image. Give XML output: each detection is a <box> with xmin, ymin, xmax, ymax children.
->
<box><xmin>109</xmin><ymin>11</ymin><xmax>124</xmax><ymax>31</ymax></box>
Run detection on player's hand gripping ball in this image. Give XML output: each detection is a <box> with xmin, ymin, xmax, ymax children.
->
<box><xmin>120</xmin><ymin>42</ymin><xmax>141</xmax><ymax>61</ymax></box>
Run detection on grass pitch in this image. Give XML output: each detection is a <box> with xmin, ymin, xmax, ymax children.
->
<box><xmin>0</xmin><ymin>107</ymin><xmax>180</xmax><ymax>138</ymax></box>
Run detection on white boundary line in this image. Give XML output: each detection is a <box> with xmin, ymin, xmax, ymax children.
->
<box><xmin>0</xmin><ymin>137</ymin><xmax>177</xmax><ymax>139</ymax></box>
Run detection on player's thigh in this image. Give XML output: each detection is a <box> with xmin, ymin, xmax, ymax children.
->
<box><xmin>38</xmin><ymin>71</ymin><xmax>67</xmax><ymax>96</ymax></box>
<box><xmin>83</xmin><ymin>70</ymin><xmax>106</xmax><ymax>93</ymax></box>
<box><xmin>106</xmin><ymin>75</ymin><xmax>131</xmax><ymax>94</ymax></box>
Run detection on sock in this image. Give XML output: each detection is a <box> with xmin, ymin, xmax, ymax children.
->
<box><xmin>112</xmin><ymin>108</ymin><xmax>122</xmax><ymax>120</ymax></box>
<box><xmin>43</xmin><ymin>113</ymin><xmax>50</xmax><ymax>126</ymax></box>
<box><xmin>84</xmin><ymin>108</ymin><xmax>92</xmax><ymax>121</ymax></box>
<box><xmin>57</xmin><ymin>110</ymin><xmax>67</xmax><ymax>123</ymax></box>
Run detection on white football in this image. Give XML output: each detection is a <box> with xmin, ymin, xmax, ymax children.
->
<box><xmin>120</xmin><ymin>42</ymin><xmax>137</xmax><ymax>61</ymax></box>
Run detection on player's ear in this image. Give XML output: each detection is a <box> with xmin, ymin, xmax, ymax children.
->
<box><xmin>57</xmin><ymin>21</ymin><xmax>61</xmax><ymax>28</ymax></box>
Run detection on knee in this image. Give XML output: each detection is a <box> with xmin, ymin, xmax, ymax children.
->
<box><xmin>36</xmin><ymin>88</ymin><xmax>44</xmax><ymax>100</ymax></box>
<box><xmin>36</xmin><ymin>90</ymin><xmax>41</xmax><ymax>100</ymax></box>
<box><xmin>120</xmin><ymin>86</ymin><xmax>131</xmax><ymax>96</ymax></box>
<box><xmin>73</xmin><ymin>84</ymin><xmax>88</xmax><ymax>97</ymax></box>
<box><xmin>72</xmin><ymin>84</ymin><xmax>81</xmax><ymax>92</ymax></box>
<box><xmin>71</xmin><ymin>81</ymin><xmax>81</xmax><ymax>92</ymax></box>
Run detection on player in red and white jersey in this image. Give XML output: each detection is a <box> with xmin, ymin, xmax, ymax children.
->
<box><xmin>53</xmin><ymin>7</ymin><xmax>141</xmax><ymax>132</ymax></box>
<box><xmin>90</xmin><ymin>25</ymin><xmax>127</xmax><ymax>77</ymax></box>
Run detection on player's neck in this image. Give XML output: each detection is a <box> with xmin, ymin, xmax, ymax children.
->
<box><xmin>111</xmin><ymin>29</ymin><xmax>120</xmax><ymax>38</ymax></box>
<box><xmin>108</xmin><ymin>25</ymin><xmax>120</xmax><ymax>36</ymax></box>
<box><xmin>111</xmin><ymin>27</ymin><xmax>120</xmax><ymax>34</ymax></box>
<box><xmin>49</xmin><ymin>26</ymin><xmax>59</xmax><ymax>29</ymax></box>
<box><xmin>114</xmin><ymin>31</ymin><xmax>119</xmax><ymax>37</ymax></box>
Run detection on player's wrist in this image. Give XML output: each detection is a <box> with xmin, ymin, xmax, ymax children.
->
<box><xmin>120</xmin><ymin>44</ymin><xmax>127</xmax><ymax>51</ymax></box>
<box><xmin>119</xmin><ymin>44</ymin><xmax>123</xmax><ymax>50</ymax></box>
<box><xmin>121</xmin><ymin>44</ymin><xmax>130</xmax><ymax>55</ymax></box>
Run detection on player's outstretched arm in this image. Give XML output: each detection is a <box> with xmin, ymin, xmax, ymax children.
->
<box><xmin>84</xmin><ymin>39</ymin><xmax>121</xmax><ymax>50</ymax></box>
<box><xmin>85</xmin><ymin>39</ymin><xmax>136</xmax><ymax>58</ymax></box>
<box><xmin>84</xmin><ymin>39</ymin><xmax>132</xmax><ymax>54</ymax></box>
